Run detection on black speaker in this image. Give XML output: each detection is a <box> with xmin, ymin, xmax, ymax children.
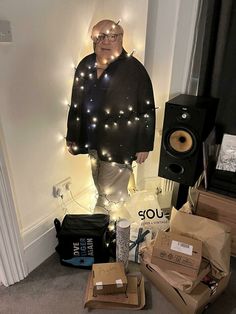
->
<box><xmin>158</xmin><ymin>94</ymin><xmax>218</xmax><ymax>186</ymax></box>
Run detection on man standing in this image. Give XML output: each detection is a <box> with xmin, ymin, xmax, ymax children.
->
<box><xmin>66</xmin><ymin>19</ymin><xmax>155</xmax><ymax>213</ymax></box>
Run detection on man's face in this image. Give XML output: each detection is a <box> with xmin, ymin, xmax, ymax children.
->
<box><xmin>92</xmin><ymin>21</ymin><xmax>123</xmax><ymax>64</ymax></box>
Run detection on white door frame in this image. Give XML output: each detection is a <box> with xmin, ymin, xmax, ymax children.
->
<box><xmin>0</xmin><ymin>125</ymin><xmax>28</xmax><ymax>286</ymax></box>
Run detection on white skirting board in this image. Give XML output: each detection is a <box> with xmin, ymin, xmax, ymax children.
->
<box><xmin>22</xmin><ymin>185</ymin><xmax>95</xmax><ymax>273</ymax></box>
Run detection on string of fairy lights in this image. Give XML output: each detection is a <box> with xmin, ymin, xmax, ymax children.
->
<box><xmin>62</xmin><ymin>19</ymin><xmax>159</xmax><ymax>216</ymax></box>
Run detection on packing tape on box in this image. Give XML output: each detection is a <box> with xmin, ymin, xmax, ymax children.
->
<box><xmin>116</xmin><ymin>279</ymin><xmax>123</xmax><ymax>288</ymax></box>
<box><xmin>95</xmin><ymin>281</ymin><xmax>103</xmax><ymax>290</ymax></box>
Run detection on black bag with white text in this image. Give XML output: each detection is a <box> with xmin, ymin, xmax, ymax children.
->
<box><xmin>54</xmin><ymin>214</ymin><xmax>110</xmax><ymax>268</ymax></box>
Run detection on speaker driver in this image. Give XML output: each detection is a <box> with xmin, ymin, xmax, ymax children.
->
<box><xmin>168</xmin><ymin>130</ymin><xmax>193</xmax><ymax>153</ymax></box>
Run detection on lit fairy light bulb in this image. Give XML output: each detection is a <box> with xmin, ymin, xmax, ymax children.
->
<box><xmin>85</xmin><ymin>144</ymin><xmax>89</xmax><ymax>148</ymax></box>
<box><xmin>89</xmin><ymin>73</ymin><xmax>93</xmax><ymax>78</ymax></box>
<box><xmin>112</xmin><ymin>24</ymin><xmax>116</xmax><ymax>29</ymax></box>
<box><xmin>76</xmin><ymin>117</ymin><xmax>80</xmax><ymax>121</ymax></box>
<box><xmin>73</xmin><ymin>103</ymin><xmax>78</xmax><ymax>108</ymax></box>
<box><xmin>80</xmin><ymin>86</ymin><xmax>84</xmax><ymax>90</ymax></box>
<box><xmin>111</xmin><ymin>55</ymin><xmax>115</xmax><ymax>60</ymax></box>
<box><xmin>104</xmin><ymin>200</ymin><xmax>109</xmax><ymax>206</ymax></box>
<box><xmin>106</xmin><ymin>29</ymin><xmax>110</xmax><ymax>34</ymax></box>
<box><xmin>135</xmin><ymin>117</ymin><xmax>139</xmax><ymax>121</ymax></box>
<box><xmin>87</xmin><ymin>109</ymin><xmax>90</xmax><ymax>113</ymax></box>
<box><xmin>119</xmin><ymin>169</ymin><xmax>123</xmax><ymax>173</ymax></box>
<box><xmin>88</xmin><ymin>65</ymin><xmax>91</xmax><ymax>70</ymax></box>
<box><xmin>105</xmin><ymin>109</ymin><xmax>110</xmax><ymax>114</ymax></box>
<box><xmin>119</xmin><ymin>110</ymin><xmax>124</xmax><ymax>114</ymax></box>
<box><xmin>73</xmin><ymin>145</ymin><xmax>78</xmax><ymax>151</ymax></box>
<box><xmin>105</xmin><ymin>124</ymin><xmax>109</xmax><ymax>129</ymax></box>
<box><xmin>109</xmin><ymin>224</ymin><xmax>115</xmax><ymax>231</ymax></box>
<box><xmin>113</xmin><ymin>122</ymin><xmax>117</xmax><ymax>126</ymax></box>
<box><xmin>146</xmin><ymin>100</ymin><xmax>150</xmax><ymax>104</ymax></box>
<box><xmin>108</xmin><ymin>157</ymin><xmax>112</xmax><ymax>161</ymax></box>
<box><xmin>104</xmin><ymin>73</ymin><xmax>108</xmax><ymax>79</ymax></box>
<box><xmin>92</xmin><ymin>117</ymin><xmax>97</xmax><ymax>122</ymax></box>
<box><xmin>127</xmin><ymin>120</ymin><xmax>131</xmax><ymax>125</ymax></box>
<box><xmin>92</xmin><ymin>124</ymin><xmax>96</xmax><ymax>128</ymax></box>
<box><xmin>111</xmin><ymin>162</ymin><xmax>116</xmax><ymax>167</ymax></box>
<box><xmin>80</xmin><ymin>72</ymin><xmax>85</xmax><ymax>77</ymax></box>
<box><xmin>102</xmin><ymin>150</ymin><xmax>107</xmax><ymax>156</ymax></box>
<box><xmin>127</xmin><ymin>49</ymin><xmax>136</xmax><ymax>57</ymax></box>
<box><xmin>128</xmin><ymin>106</ymin><xmax>133</xmax><ymax>111</ymax></box>
<box><xmin>75</xmin><ymin>77</ymin><xmax>79</xmax><ymax>82</ymax></box>
<box><xmin>124</xmin><ymin>160</ymin><xmax>129</xmax><ymax>165</ymax></box>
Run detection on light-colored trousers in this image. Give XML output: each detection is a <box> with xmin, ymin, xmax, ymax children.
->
<box><xmin>89</xmin><ymin>150</ymin><xmax>132</xmax><ymax>214</ymax></box>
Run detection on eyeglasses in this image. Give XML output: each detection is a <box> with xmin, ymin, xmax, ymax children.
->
<box><xmin>91</xmin><ymin>33</ymin><xmax>123</xmax><ymax>44</ymax></box>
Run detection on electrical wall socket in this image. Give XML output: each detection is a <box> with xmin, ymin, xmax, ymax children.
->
<box><xmin>53</xmin><ymin>177</ymin><xmax>72</xmax><ymax>198</ymax></box>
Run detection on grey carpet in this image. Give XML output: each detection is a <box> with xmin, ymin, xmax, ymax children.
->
<box><xmin>0</xmin><ymin>254</ymin><xmax>235</xmax><ymax>314</ymax></box>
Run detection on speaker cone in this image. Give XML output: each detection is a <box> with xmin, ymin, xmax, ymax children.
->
<box><xmin>168</xmin><ymin>130</ymin><xmax>193</xmax><ymax>153</ymax></box>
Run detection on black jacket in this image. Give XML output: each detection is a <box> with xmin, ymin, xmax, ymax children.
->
<box><xmin>66</xmin><ymin>49</ymin><xmax>156</xmax><ymax>163</ymax></box>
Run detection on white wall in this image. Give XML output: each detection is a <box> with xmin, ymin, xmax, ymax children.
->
<box><xmin>0</xmin><ymin>0</ymin><xmax>149</xmax><ymax>272</ymax></box>
<box><xmin>137</xmin><ymin>0</ymin><xmax>199</xmax><ymax>189</ymax></box>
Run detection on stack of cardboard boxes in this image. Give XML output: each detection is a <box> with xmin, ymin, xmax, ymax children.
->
<box><xmin>84</xmin><ymin>262</ymin><xmax>145</xmax><ymax>310</ymax></box>
<box><xmin>140</xmin><ymin>208</ymin><xmax>231</xmax><ymax>314</ymax></box>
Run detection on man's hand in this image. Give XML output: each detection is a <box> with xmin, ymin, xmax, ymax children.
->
<box><xmin>135</xmin><ymin>152</ymin><xmax>149</xmax><ymax>164</ymax></box>
<box><xmin>66</xmin><ymin>141</ymin><xmax>78</xmax><ymax>154</ymax></box>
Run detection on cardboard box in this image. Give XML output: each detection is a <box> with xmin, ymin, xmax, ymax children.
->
<box><xmin>84</xmin><ymin>272</ymin><xmax>145</xmax><ymax>310</ymax></box>
<box><xmin>140</xmin><ymin>260</ymin><xmax>230</xmax><ymax>314</ymax></box>
<box><xmin>92</xmin><ymin>262</ymin><xmax>127</xmax><ymax>295</ymax></box>
<box><xmin>151</xmin><ymin>231</ymin><xmax>202</xmax><ymax>278</ymax></box>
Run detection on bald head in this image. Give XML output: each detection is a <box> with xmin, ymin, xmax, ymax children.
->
<box><xmin>91</xmin><ymin>19</ymin><xmax>124</xmax><ymax>39</ymax></box>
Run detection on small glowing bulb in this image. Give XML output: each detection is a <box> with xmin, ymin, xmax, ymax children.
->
<box><xmin>102</xmin><ymin>150</ymin><xmax>107</xmax><ymax>156</ymax></box>
<box><xmin>76</xmin><ymin>117</ymin><xmax>80</xmax><ymax>121</ymax></box>
<box><xmin>112</xmin><ymin>24</ymin><xmax>116</xmax><ymax>29</ymax></box>
<box><xmin>120</xmin><ymin>197</ymin><xmax>124</xmax><ymax>202</ymax></box>
<box><xmin>74</xmin><ymin>104</ymin><xmax>77</xmax><ymax>108</ymax></box>
<box><xmin>80</xmin><ymin>72</ymin><xmax>85</xmax><ymax>77</ymax></box>
<box><xmin>105</xmin><ymin>109</ymin><xmax>110</xmax><ymax>114</ymax></box>
<box><xmin>104</xmin><ymin>73</ymin><xmax>108</xmax><ymax>78</ymax></box>
<box><xmin>146</xmin><ymin>100</ymin><xmax>150</xmax><ymax>104</ymax></box>
<box><xmin>128</xmin><ymin>106</ymin><xmax>133</xmax><ymax>111</ymax></box>
<box><xmin>128</xmin><ymin>121</ymin><xmax>131</xmax><ymax>125</ymax></box>
<box><xmin>90</xmin><ymin>99</ymin><xmax>93</xmax><ymax>102</ymax></box>
<box><xmin>92</xmin><ymin>117</ymin><xmax>97</xmax><ymax>122</ymax></box>
<box><xmin>88</xmin><ymin>65</ymin><xmax>91</xmax><ymax>69</ymax></box>
<box><xmin>135</xmin><ymin>117</ymin><xmax>139</xmax><ymax>121</ymax></box>
<box><xmin>119</xmin><ymin>110</ymin><xmax>124</xmax><ymax>114</ymax></box>
<box><xmin>124</xmin><ymin>160</ymin><xmax>129</xmax><ymax>165</ymax></box>
<box><xmin>92</xmin><ymin>124</ymin><xmax>96</xmax><ymax>128</ymax></box>
<box><xmin>108</xmin><ymin>157</ymin><xmax>112</xmax><ymax>161</ymax></box>
<box><xmin>87</xmin><ymin>109</ymin><xmax>90</xmax><ymax>113</ymax></box>
<box><xmin>73</xmin><ymin>145</ymin><xmax>78</xmax><ymax>151</ymax></box>
<box><xmin>85</xmin><ymin>144</ymin><xmax>89</xmax><ymax>148</ymax></box>
<box><xmin>106</xmin><ymin>29</ymin><xmax>110</xmax><ymax>34</ymax></box>
<box><xmin>119</xmin><ymin>169</ymin><xmax>123</xmax><ymax>173</ymax></box>
<box><xmin>109</xmin><ymin>225</ymin><xmax>115</xmax><ymax>231</ymax></box>
<box><xmin>111</xmin><ymin>162</ymin><xmax>116</xmax><ymax>167</ymax></box>
<box><xmin>80</xmin><ymin>86</ymin><xmax>84</xmax><ymax>90</ymax></box>
<box><xmin>105</xmin><ymin>124</ymin><xmax>109</xmax><ymax>129</ymax></box>
<box><xmin>113</xmin><ymin>122</ymin><xmax>117</xmax><ymax>126</ymax></box>
<box><xmin>75</xmin><ymin>77</ymin><xmax>79</xmax><ymax>81</ymax></box>
<box><xmin>111</xmin><ymin>55</ymin><xmax>115</xmax><ymax>60</ymax></box>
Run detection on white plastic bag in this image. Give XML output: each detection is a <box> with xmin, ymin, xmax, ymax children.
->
<box><xmin>125</xmin><ymin>190</ymin><xmax>169</xmax><ymax>235</ymax></box>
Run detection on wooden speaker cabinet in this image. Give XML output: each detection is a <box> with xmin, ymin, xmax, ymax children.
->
<box><xmin>195</xmin><ymin>187</ymin><xmax>236</xmax><ymax>256</ymax></box>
